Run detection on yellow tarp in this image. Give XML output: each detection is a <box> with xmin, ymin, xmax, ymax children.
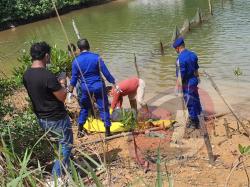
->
<box><xmin>84</xmin><ymin>118</ymin><xmax>174</xmax><ymax>133</ymax></box>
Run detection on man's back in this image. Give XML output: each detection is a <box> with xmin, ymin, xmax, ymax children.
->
<box><xmin>73</xmin><ymin>52</ymin><xmax>101</xmax><ymax>85</ymax></box>
<box><xmin>23</xmin><ymin>68</ymin><xmax>67</xmax><ymax>120</ymax></box>
<box><xmin>117</xmin><ymin>77</ymin><xmax>139</xmax><ymax>96</ymax></box>
<box><xmin>178</xmin><ymin>49</ymin><xmax>199</xmax><ymax>80</ymax></box>
<box><xmin>71</xmin><ymin>51</ymin><xmax>115</xmax><ymax>91</ymax></box>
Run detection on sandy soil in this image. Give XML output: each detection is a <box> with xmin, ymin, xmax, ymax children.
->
<box><xmin>7</xmin><ymin>87</ymin><xmax>250</xmax><ymax>187</ymax></box>
<box><xmin>71</xmin><ymin>114</ymin><xmax>250</xmax><ymax>187</ymax></box>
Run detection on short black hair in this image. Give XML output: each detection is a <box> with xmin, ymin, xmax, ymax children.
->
<box><xmin>67</xmin><ymin>43</ymin><xmax>76</xmax><ymax>52</ymax></box>
<box><xmin>30</xmin><ymin>42</ymin><xmax>51</xmax><ymax>61</ymax></box>
<box><xmin>106</xmin><ymin>86</ymin><xmax>113</xmax><ymax>93</ymax></box>
<box><xmin>77</xmin><ymin>39</ymin><xmax>90</xmax><ymax>51</ymax></box>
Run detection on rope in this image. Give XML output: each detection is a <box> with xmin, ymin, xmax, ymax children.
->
<box><xmin>51</xmin><ymin>1</ymin><xmax>111</xmax><ymax>181</ymax></box>
<box><xmin>51</xmin><ymin>0</ymin><xmax>97</xmax><ymax>120</ymax></box>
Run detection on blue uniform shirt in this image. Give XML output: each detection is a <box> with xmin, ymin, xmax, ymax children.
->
<box><xmin>176</xmin><ymin>49</ymin><xmax>199</xmax><ymax>81</ymax></box>
<box><xmin>70</xmin><ymin>51</ymin><xmax>115</xmax><ymax>91</ymax></box>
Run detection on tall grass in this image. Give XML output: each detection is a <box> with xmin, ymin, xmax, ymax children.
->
<box><xmin>0</xmin><ymin>129</ymin><xmax>104</xmax><ymax>187</ymax></box>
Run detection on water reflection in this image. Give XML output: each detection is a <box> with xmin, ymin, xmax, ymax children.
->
<box><xmin>0</xmin><ymin>0</ymin><xmax>249</xmax><ymax>99</ymax></box>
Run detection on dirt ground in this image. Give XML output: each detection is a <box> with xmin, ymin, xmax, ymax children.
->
<box><xmin>7</xmin><ymin>88</ymin><xmax>250</xmax><ymax>187</ymax></box>
<box><xmin>72</xmin><ymin>114</ymin><xmax>250</xmax><ymax>187</ymax></box>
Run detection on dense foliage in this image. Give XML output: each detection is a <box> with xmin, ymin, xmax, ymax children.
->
<box><xmin>0</xmin><ymin>0</ymin><xmax>101</xmax><ymax>26</ymax></box>
<box><xmin>13</xmin><ymin>44</ymin><xmax>72</xmax><ymax>79</ymax></box>
<box><xmin>0</xmin><ymin>43</ymin><xmax>72</xmax><ymax>167</ymax></box>
<box><xmin>0</xmin><ymin>42</ymin><xmax>105</xmax><ymax>186</ymax></box>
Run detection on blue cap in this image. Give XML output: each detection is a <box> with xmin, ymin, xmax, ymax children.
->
<box><xmin>172</xmin><ymin>37</ymin><xmax>185</xmax><ymax>48</ymax></box>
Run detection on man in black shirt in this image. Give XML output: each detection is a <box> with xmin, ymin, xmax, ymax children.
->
<box><xmin>23</xmin><ymin>42</ymin><xmax>73</xmax><ymax>178</ymax></box>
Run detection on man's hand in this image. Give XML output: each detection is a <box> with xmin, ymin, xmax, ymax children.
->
<box><xmin>59</xmin><ymin>79</ymin><xmax>67</xmax><ymax>88</ymax></box>
<box><xmin>175</xmin><ymin>79</ymin><xmax>181</xmax><ymax>96</ymax></box>
<box><xmin>68</xmin><ymin>85</ymin><xmax>74</xmax><ymax>93</ymax></box>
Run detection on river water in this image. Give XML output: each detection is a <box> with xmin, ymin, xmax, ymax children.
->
<box><xmin>0</xmin><ymin>0</ymin><xmax>249</xmax><ymax>106</ymax></box>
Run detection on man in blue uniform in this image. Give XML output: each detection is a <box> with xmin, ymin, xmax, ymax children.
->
<box><xmin>173</xmin><ymin>37</ymin><xmax>202</xmax><ymax>129</ymax></box>
<box><xmin>69</xmin><ymin>39</ymin><xmax>118</xmax><ymax>137</ymax></box>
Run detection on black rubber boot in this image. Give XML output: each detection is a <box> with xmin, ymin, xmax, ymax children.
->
<box><xmin>105</xmin><ymin>126</ymin><xmax>111</xmax><ymax>137</ymax></box>
<box><xmin>77</xmin><ymin>125</ymin><xmax>86</xmax><ymax>138</ymax></box>
<box><xmin>186</xmin><ymin>118</ymin><xmax>200</xmax><ymax>129</ymax></box>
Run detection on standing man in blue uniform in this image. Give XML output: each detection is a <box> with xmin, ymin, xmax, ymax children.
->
<box><xmin>69</xmin><ymin>39</ymin><xmax>118</xmax><ymax>137</ymax></box>
<box><xmin>173</xmin><ymin>37</ymin><xmax>202</xmax><ymax>129</ymax></box>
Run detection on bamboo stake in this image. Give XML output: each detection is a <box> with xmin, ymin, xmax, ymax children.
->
<box><xmin>176</xmin><ymin>59</ymin><xmax>188</xmax><ymax>124</ymax></box>
<box><xmin>204</xmin><ymin>71</ymin><xmax>250</xmax><ymax>139</ymax></box>
<box><xmin>223</xmin><ymin>118</ymin><xmax>231</xmax><ymax>139</ymax></box>
<box><xmin>199</xmin><ymin>114</ymin><xmax>215</xmax><ymax>165</ymax></box>
<box><xmin>72</xmin><ymin>19</ymin><xmax>81</xmax><ymax>39</ymax></box>
<box><xmin>208</xmin><ymin>0</ymin><xmax>213</xmax><ymax>15</ymax></box>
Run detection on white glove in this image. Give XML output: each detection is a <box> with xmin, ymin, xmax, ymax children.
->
<box><xmin>67</xmin><ymin>93</ymin><xmax>73</xmax><ymax>103</ymax></box>
<box><xmin>174</xmin><ymin>85</ymin><xmax>181</xmax><ymax>96</ymax></box>
<box><xmin>114</xmin><ymin>84</ymin><xmax>123</xmax><ymax>93</ymax></box>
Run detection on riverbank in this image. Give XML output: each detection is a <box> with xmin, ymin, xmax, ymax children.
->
<box><xmin>0</xmin><ymin>0</ymin><xmax>116</xmax><ymax>31</ymax></box>
<box><xmin>2</xmin><ymin>77</ymin><xmax>250</xmax><ymax>186</ymax></box>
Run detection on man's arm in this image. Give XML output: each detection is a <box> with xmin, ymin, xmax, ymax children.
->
<box><xmin>48</xmin><ymin>72</ymin><xmax>67</xmax><ymax>103</ymax></box>
<box><xmin>69</xmin><ymin>59</ymin><xmax>79</xmax><ymax>92</ymax></box>
<box><xmin>111</xmin><ymin>92</ymin><xmax>122</xmax><ymax>110</ymax></box>
<box><xmin>53</xmin><ymin>88</ymin><xmax>67</xmax><ymax>102</ymax></box>
<box><xmin>99</xmin><ymin>58</ymin><xmax>115</xmax><ymax>84</ymax></box>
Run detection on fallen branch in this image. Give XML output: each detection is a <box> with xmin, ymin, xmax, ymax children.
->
<box><xmin>204</xmin><ymin>71</ymin><xmax>250</xmax><ymax>139</ymax></box>
<box><xmin>242</xmin><ymin>157</ymin><xmax>250</xmax><ymax>187</ymax></box>
<box><xmin>225</xmin><ymin>155</ymin><xmax>250</xmax><ymax>187</ymax></box>
<box><xmin>225</xmin><ymin>156</ymin><xmax>241</xmax><ymax>187</ymax></box>
<box><xmin>83</xmin><ymin>169</ymin><xmax>106</xmax><ymax>184</ymax></box>
<box><xmin>217</xmin><ymin>139</ymin><xmax>228</xmax><ymax>146</ymax></box>
<box><xmin>205</xmin><ymin>112</ymin><xmax>229</xmax><ymax>120</ymax></box>
<box><xmin>79</xmin><ymin>127</ymin><xmax>165</xmax><ymax>146</ymax></box>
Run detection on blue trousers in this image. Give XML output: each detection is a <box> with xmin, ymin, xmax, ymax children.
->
<box><xmin>38</xmin><ymin>116</ymin><xmax>73</xmax><ymax>177</ymax></box>
<box><xmin>78</xmin><ymin>86</ymin><xmax>111</xmax><ymax>127</ymax></box>
<box><xmin>182</xmin><ymin>77</ymin><xmax>202</xmax><ymax>121</ymax></box>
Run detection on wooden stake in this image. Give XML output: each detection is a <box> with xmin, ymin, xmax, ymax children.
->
<box><xmin>133</xmin><ymin>53</ymin><xmax>140</xmax><ymax>78</ymax></box>
<box><xmin>208</xmin><ymin>0</ymin><xmax>213</xmax><ymax>15</ymax></box>
<box><xmin>223</xmin><ymin>118</ymin><xmax>231</xmax><ymax>139</ymax></box>
<box><xmin>204</xmin><ymin>71</ymin><xmax>250</xmax><ymax>139</ymax></box>
<box><xmin>72</xmin><ymin>19</ymin><xmax>81</xmax><ymax>39</ymax></box>
<box><xmin>213</xmin><ymin>121</ymin><xmax>217</xmax><ymax>137</ymax></box>
<box><xmin>199</xmin><ymin>114</ymin><xmax>215</xmax><ymax>165</ymax></box>
<box><xmin>237</xmin><ymin>121</ymin><xmax>240</xmax><ymax>132</ymax></box>
<box><xmin>160</xmin><ymin>40</ymin><xmax>164</xmax><ymax>55</ymax></box>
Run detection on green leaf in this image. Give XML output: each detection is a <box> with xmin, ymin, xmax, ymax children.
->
<box><xmin>156</xmin><ymin>148</ymin><xmax>163</xmax><ymax>187</ymax></box>
<box><xmin>239</xmin><ymin>144</ymin><xmax>244</xmax><ymax>154</ymax></box>
<box><xmin>243</xmin><ymin>146</ymin><xmax>250</xmax><ymax>155</ymax></box>
<box><xmin>70</xmin><ymin>160</ymin><xmax>79</xmax><ymax>184</ymax></box>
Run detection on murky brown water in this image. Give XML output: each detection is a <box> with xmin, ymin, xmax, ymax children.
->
<box><xmin>0</xmin><ymin>0</ymin><xmax>249</xmax><ymax>104</ymax></box>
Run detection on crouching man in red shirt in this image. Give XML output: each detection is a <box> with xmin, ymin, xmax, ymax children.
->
<box><xmin>107</xmin><ymin>77</ymin><xmax>149</xmax><ymax>114</ymax></box>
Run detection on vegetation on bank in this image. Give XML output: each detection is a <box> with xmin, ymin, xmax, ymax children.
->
<box><xmin>0</xmin><ymin>44</ymin><xmax>73</xmax><ymax>186</ymax></box>
<box><xmin>0</xmin><ymin>42</ymin><xmax>173</xmax><ymax>186</ymax></box>
<box><xmin>0</xmin><ymin>0</ymin><xmax>110</xmax><ymax>30</ymax></box>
